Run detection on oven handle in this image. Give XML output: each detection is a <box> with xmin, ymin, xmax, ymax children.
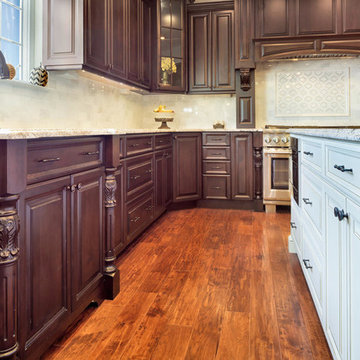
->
<box><xmin>263</xmin><ymin>148</ymin><xmax>292</xmax><ymax>155</ymax></box>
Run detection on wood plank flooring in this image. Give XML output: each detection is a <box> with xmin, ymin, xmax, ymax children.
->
<box><xmin>41</xmin><ymin>208</ymin><xmax>332</xmax><ymax>360</ymax></box>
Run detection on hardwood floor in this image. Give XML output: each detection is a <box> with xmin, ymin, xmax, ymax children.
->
<box><xmin>41</xmin><ymin>208</ymin><xmax>332</xmax><ymax>360</ymax></box>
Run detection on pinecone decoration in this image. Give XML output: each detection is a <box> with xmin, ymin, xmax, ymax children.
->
<box><xmin>29</xmin><ymin>64</ymin><xmax>48</xmax><ymax>87</ymax></box>
<box><xmin>7</xmin><ymin>64</ymin><xmax>16</xmax><ymax>80</ymax></box>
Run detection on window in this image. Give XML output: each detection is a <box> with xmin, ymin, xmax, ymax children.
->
<box><xmin>0</xmin><ymin>0</ymin><xmax>26</xmax><ymax>80</ymax></box>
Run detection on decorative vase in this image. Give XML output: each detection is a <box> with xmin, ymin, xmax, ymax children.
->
<box><xmin>29</xmin><ymin>63</ymin><xmax>48</xmax><ymax>87</ymax></box>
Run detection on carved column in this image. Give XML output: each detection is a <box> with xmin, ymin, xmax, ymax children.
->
<box><xmin>253</xmin><ymin>146</ymin><xmax>263</xmax><ymax>200</ymax></box>
<box><xmin>0</xmin><ymin>195</ymin><xmax>19</xmax><ymax>360</ymax></box>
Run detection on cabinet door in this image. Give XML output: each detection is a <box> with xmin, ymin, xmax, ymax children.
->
<box><xmin>71</xmin><ymin>168</ymin><xmax>104</xmax><ymax>310</ymax></box>
<box><xmin>109</xmin><ymin>0</ymin><xmax>127</xmax><ymax>78</ymax></box>
<box><xmin>231</xmin><ymin>133</ymin><xmax>253</xmax><ymax>200</ymax></box>
<box><xmin>173</xmin><ymin>133</ymin><xmax>202</xmax><ymax>202</ymax></box>
<box><xmin>43</xmin><ymin>0</ymin><xmax>83</xmax><ymax>69</ymax></box>
<box><xmin>346</xmin><ymin>199</ymin><xmax>360</xmax><ymax>360</ymax></box>
<box><xmin>164</xmin><ymin>149</ymin><xmax>173</xmax><ymax>206</ymax></box>
<box><xmin>114</xmin><ymin>165</ymin><xmax>125</xmax><ymax>256</ymax></box>
<box><xmin>84</xmin><ymin>0</ymin><xmax>109</xmax><ymax>72</ymax></box>
<box><xmin>128</xmin><ymin>0</ymin><xmax>141</xmax><ymax>83</ymax></box>
<box><xmin>188</xmin><ymin>12</ymin><xmax>212</xmax><ymax>92</ymax></box>
<box><xmin>154</xmin><ymin>151</ymin><xmax>166</xmax><ymax>218</ymax></box>
<box><xmin>140</xmin><ymin>0</ymin><xmax>152</xmax><ymax>87</ymax></box>
<box><xmin>212</xmin><ymin>10</ymin><xmax>235</xmax><ymax>92</ymax></box>
<box><xmin>325</xmin><ymin>184</ymin><xmax>347</xmax><ymax>360</ymax></box>
<box><xmin>20</xmin><ymin>177</ymin><xmax>70</xmax><ymax>355</ymax></box>
<box><xmin>342</xmin><ymin>0</ymin><xmax>360</xmax><ymax>33</ymax></box>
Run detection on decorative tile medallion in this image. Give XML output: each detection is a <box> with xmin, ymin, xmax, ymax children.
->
<box><xmin>275</xmin><ymin>69</ymin><xmax>350</xmax><ymax>117</ymax></box>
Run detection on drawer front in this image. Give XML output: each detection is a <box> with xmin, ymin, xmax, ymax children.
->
<box><xmin>202</xmin><ymin>133</ymin><xmax>230</xmax><ymax>146</ymax></box>
<box><xmin>302</xmin><ymin>229</ymin><xmax>325</xmax><ymax>319</ymax></box>
<box><xmin>326</xmin><ymin>144</ymin><xmax>360</xmax><ymax>197</ymax></box>
<box><xmin>203</xmin><ymin>175</ymin><xmax>231</xmax><ymax>199</ymax></box>
<box><xmin>301</xmin><ymin>168</ymin><xmax>323</xmax><ymax>238</ymax></box>
<box><xmin>125</xmin><ymin>135</ymin><xmax>154</xmax><ymax>157</ymax></box>
<box><xmin>302</xmin><ymin>139</ymin><xmax>323</xmax><ymax>172</ymax></box>
<box><xmin>155</xmin><ymin>134</ymin><xmax>172</xmax><ymax>149</ymax></box>
<box><xmin>203</xmin><ymin>161</ymin><xmax>230</xmax><ymax>174</ymax></box>
<box><xmin>27</xmin><ymin>137</ymin><xmax>104</xmax><ymax>184</ymax></box>
<box><xmin>127</xmin><ymin>191</ymin><xmax>154</xmax><ymax>241</ymax></box>
<box><xmin>203</xmin><ymin>147</ymin><xmax>230</xmax><ymax>160</ymax></box>
<box><xmin>290</xmin><ymin>198</ymin><xmax>302</xmax><ymax>256</ymax></box>
<box><xmin>125</xmin><ymin>155</ymin><xmax>154</xmax><ymax>200</ymax></box>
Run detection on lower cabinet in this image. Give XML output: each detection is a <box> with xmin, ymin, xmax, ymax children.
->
<box><xmin>173</xmin><ymin>133</ymin><xmax>202</xmax><ymax>202</ymax></box>
<box><xmin>203</xmin><ymin>175</ymin><xmax>231</xmax><ymax>199</ymax></box>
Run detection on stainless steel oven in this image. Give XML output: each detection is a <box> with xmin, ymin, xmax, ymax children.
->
<box><xmin>263</xmin><ymin>130</ymin><xmax>291</xmax><ymax>213</ymax></box>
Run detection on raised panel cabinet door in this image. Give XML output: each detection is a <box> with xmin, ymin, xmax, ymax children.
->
<box><xmin>71</xmin><ymin>168</ymin><xmax>104</xmax><ymax>311</ymax></box>
<box><xmin>231</xmin><ymin>133</ymin><xmax>253</xmax><ymax>200</ymax></box>
<box><xmin>173</xmin><ymin>133</ymin><xmax>202</xmax><ymax>202</ymax></box>
<box><xmin>140</xmin><ymin>0</ymin><xmax>152</xmax><ymax>88</ymax></box>
<box><xmin>342</xmin><ymin>0</ymin><xmax>360</xmax><ymax>33</ymax></box>
<box><xmin>255</xmin><ymin>0</ymin><xmax>292</xmax><ymax>38</ymax></box>
<box><xmin>347</xmin><ymin>199</ymin><xmax>360</xmax><ymax>360</ymax></box>
<box><xmin>296</xmin><ymin>0</ymin><xmax>337</xmax><ymax>35</ymax></box>
<box><xmin>20</xmin><ymin>176</ymin><xmax>71</xmax><ymax>356</ymax></box>
<box><xmin>84</xmin><ymin>0</ymin><xmax>109</xmax><ymax>72</ymax></box>
<box><xmin>109</xmin><ymin>0</ymin><xmax>127</xmax><ymax>78</ymax></box>
<box><xmin>43</xmin><ymin>0</ymin><xmax>83</xmax><ymax>69</ymax></box>
<box><xmin>212</xmin><ymin>10</ymin><xmax>235</xmax><ymax>91</ymax></box>
<box><xmin>188</xmin><ymin>12</ymin><xmax>212</xmax><ymax>92</ymax></box>
<box><xmin>114</xmin><ymin>165</ymin><xmax>125</xmax><ymax>256</ymax></box>
<box><xmin>128</xmin><ymin>0</ymin><xmax>141</xmax><ymax>83</ymax></box>
<box><xmin>164</xmin><ymin>149</ymin><xmax>173</xmax><ymax>206</ymax></box>
<box><xmin>324</xmin><ymin>184</ymin><xmax>347</xmax><ymax>360</ymax></box>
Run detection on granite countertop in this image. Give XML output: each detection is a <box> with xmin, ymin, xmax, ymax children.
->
<box><xmin>0</xmin><ymin>128</ymin><xmax>262</xmax><ymax>140</ymax></box>
<box><xmin>290</xmin><ymin>128</ymin><xmax>360</xmax><ymax>142</ymax></box>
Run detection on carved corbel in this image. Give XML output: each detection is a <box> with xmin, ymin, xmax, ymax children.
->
<box><xmin>240</xmin><ymin>69</ymin><xmax>251</xmax><ymax>91</ymax></box>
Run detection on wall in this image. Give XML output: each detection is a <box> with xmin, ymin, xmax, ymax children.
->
<box><xmin>256</xmin><ymin>57</ymin><xmax>360</xmax><ymax>128</ymax></box>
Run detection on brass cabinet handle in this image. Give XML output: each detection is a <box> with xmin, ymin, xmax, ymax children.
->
<box><xmin>131</xmin><ymin>216</ymin><xmax>141</xmax><ymax>223</ymax></box>
<box><xmin>129</xmin><ymin>143</ymin><xmax>140</xmax><ymax>148</ymax></box>
<box><xmin>212</xmin><ymin>153</ymin><xmax>222</xmax><ymax>156</ymax></box>
<box><xmin>38</xmin><ymin>157</ymin><xmax>60</xmax><ymax>163</ymax></box>
<box><xmin>84</xmin><ymin>151</ymin><xmax>100</xmax><ymax>156</ymax></box>
<box><xmin>212</xmin><ymin>166</ymin><xmax>221</xmax><ymax>169</ymax></box>
<box><xmin>130</xmin><ymin>175</ymin><xmax>141</xmax><ymax>180</ymax></box>
<box><xmin>303</xmin><ymin>259</ymin><xmax>313</xmax><ymax>269</ymax></box>
<box><xmin>212</xmin><ymin>138</ymin><xmax>223</xmax><ymax>141</ymax></box>
<box><xmin>210</xmin><ymin>186</ymin><xmax>221</xmax><ymax>190</ymax></box>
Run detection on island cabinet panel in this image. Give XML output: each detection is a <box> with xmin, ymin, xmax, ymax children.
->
<box><xmin>20</xmin><ymin>177</ymin><xmax>71</xmax><ymax>358</ymax></box>
<box><xmin>114</xmin><ymin>165</ymin><xmax>125</xmax><ymax>256</ymax></box>
<box><xmin>164</xmin><ymin>149</ymin><xmax>173</xmax><ymax>206</ymax></box>
<box><xmin>231</xmin><ymin>133</ymin><xmax>253</xmax><ymax>200</ymax></box>
<box><xmin>173</xmin><ymin>133</ymin><xmax>202</xmax><ymax>202</ymax></box>
<box><xmin>71</xmin><ymin>168</ymin><xmax>104</xmax><ymax>311</ymax></box>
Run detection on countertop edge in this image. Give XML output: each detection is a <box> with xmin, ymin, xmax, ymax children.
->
<box><xmin>290</xmin><ymin>128</ymin><xmax>360</xmax><ymax>142</ymax></box>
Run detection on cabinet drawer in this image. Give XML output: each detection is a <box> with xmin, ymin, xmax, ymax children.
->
<box><xmin>202</xmin><ymin>133</ymin><xmax>230</xmax><ymax>146</ymax></box>
<box><xmin>301</xmin><ymin>168</ymin><xmax>323</xmax><ymax>237</ymax></box>
<box><xmin>203</xmin><ymin>161</ymin><xmax>230</xmax><ymax>174</ymax></box>
<box><xmin>290</xmin><ymin>197</ymin><xmax>302</xmax><ymax>256</ymax></box>
<box><xmin>125</xmin><ymin>135</ymin><xmax>154</xmax><ymax>157</ymax></box>
<box><xmin>203</xmin><ymin>147</ymin><xmax>230</xmax><ymax>160</ymax></box>
<box><xmin>203</xmin><ymin>175</ymin><xmax>231</xmax><ymax>199</ymax></box>
<box><xmin>125</xmin><ymin>154</ymin><xmax>154</xmax><ymax>201</ymax></box>
<box><xmin>155</xmin><ymin>134</ymin><xmax>172</xmax><ymax>149</ymax></box>
<box><xmin>27</xmin><ymin>137</ymin><xmax>104</xmax><ymax>184</ymax></box>
<box><xmin>127</xmin><ymin>191</ymin><xmax>154</xmax><ymax>242</ymax></box>
<box><xmin>301</xmin><ymin>139</ymin><xmax>323</xmax><ymax>172</ymax></box>
<box><xmin>326</xmin><ymin>144</ymin><xmax>360</xmax><ymax>197</ymax></box>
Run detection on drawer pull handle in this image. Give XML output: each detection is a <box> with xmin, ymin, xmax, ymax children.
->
<box><xmin>131</xmin><ymin>175</ymin><xmax>141</xmax><ymax>180</ymax></box>
<box><xmin>334</xmin><ymin>207</ymin><xmax>349</xmax><ymax>221</ymax></box>
<box><xmin>129</xmin><ymin>143</ymin><xmax>140</xmax><ymax>148</ymax></box>
<box><xmin>334</xmin><ymin>164</ymin><xmax>353</xmax><ymax>173</ymax></box>
<box><xmin>84</xmin><ymin>151</ymin><xmax>100</xmax><ymax>156</ymax></box>
<box><xmin>145</xmin><ymin>205</ymin><xmax>153</xmax><ymax>211</ymax></box>
<box><xmin>212</xmin><ymin>138</ymin><xmax>223</xmax><ymax>141</ymax></box>
<box><xmin>290</xmin><ymin>222</ymin><xmax>297</xmax><ymax>229</ymax></box>
<box><xmin>303</xmin><ymin>259</ymin><xmax>313</xmax><ymax>270</ymax></box>
<box><xmin>145</xmin><ymin>169</ymin><xmax>152</xmax><ymax>174</ymax></box>
<box><xmin>131</xmin><ymin>216</ymin><xmax>141</xmax><ymax>223</ymax></box>
<box><xmin>212</xmin><ymin>153</ymin><xmax>222</xmax><ymax>156</ymax></box>
<box><xmin>146</xmin><ymin>142</ymin><xmax>152</xmax><ymax>145</ymax></box>
<box><xmin>211</xmin><ymin>186</ymin><xmax>221</xmax><ymax>190</ymax></box>
<box><xmin>38</xmin><ymin>157</ymin><xmax>60</xmax><ymax>163</ymax></box>
<box><xmin>212</xmin><ymin>166</ymin><xmax>221</xmax><ymax>169</ymax></box>
<box><xmin>302</xmin><ymin>198</ymin><xmax>312</xmax><ymax>205</ymax></box>
<box><xmin>163</xmin><ymin>152</ymin><xmax>169</xmax><ymax>157</ymax></box>
<box><xmin>303</xmin><ymin>151</ymin><xmax>313</xmax><ymax>156</ymax></box>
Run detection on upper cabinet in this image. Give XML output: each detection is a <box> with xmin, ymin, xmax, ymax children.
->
<box><xmin>254</xmin><ymin>0</ymin><xmax>360</xmax><ymax>60</ymax></box>
<box><xmin>152</xmin><ymin>0</ymin><xmax>186</xmax><ymax>92</ymax></box>
<box><xmin>84</xmin><ymin>0</ymin><xmax>152</xmax><ymax>90</ymax></box>
<box><xmin>43</xmin><ymin>0</ymin><xmax>84</xmax><ymax>69</ymax></box>
<box><xmin>188</xmin><ymin>3</ymin><xmax>235</xmax><ymax>93</ymax></box>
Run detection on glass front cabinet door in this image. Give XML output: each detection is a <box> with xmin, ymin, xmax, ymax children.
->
<box><xmin>154</xmin><ymin>0</ymin><xmax>185</xmax><ymax>91</ymax></box>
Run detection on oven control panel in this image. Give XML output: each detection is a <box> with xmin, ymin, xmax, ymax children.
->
<box><xmin>263</xmin><ymin>132</ymin><xmax>290</xmax><ymax>147</ymax></box>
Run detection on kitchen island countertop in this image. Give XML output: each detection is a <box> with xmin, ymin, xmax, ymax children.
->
<box><xmin>290</xmin><ymin>128</ymin><xmax>360</xmax><ymax>142</ymax></box>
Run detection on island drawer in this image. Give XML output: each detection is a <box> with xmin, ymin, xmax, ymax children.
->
<box><xmin>125</xmin><ymin>135</ymin><xmax>154</xmax><ymax>157</ymax></box>
<box><xmin>203</xmin><ymin>175</ymin><xmax>231</xmax><ymax>199</ymax></box>
<box><xmin>202</xmin><ymin>133</ymin><xmax>230</xmax><ymax>146</ymax></box>
<box><xmin>203</xmin><ymin>161</ymin><xmax>230</xmax><ymax>174</ymax></box>
<box><xmin>203</xmin><ymin>147</ymin><xmax>230</xmax><ymax>160</ymax></box>
<box><xmin>27</xmin><ymin>137</ymin><xmax>104</xmax><ymax>184</ymax></box>
<box><xmin>155</xmin><ymin>134</ymin><xmax>172</xmax><ymax>149</ymax></box>
<box><xmin>302</xmin><ymin>139</ymin><xmax>323</xmax><ymax>172</ymax></box>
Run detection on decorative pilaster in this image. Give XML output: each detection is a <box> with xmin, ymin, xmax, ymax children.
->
<box><xmin>0</xmin><ymin>195</ymin><xmax>19</xmax><ymax>360</ymax></box>
<box><xmin>104</xmin><ymin>168</ymin><xmax>120</xmax><ymax>300</ymax></box>
<box><xmin>253</xmin><ymin>146</ymin><xmax>263</xmax><ymax>200</ymax></box>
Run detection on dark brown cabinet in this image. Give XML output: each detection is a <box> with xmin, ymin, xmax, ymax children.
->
<box><xmin>188</xmin><ymin>4</ymin><xmax>235</xmax><ymax>93</ymax></box>
<box><xmin>114</xmin><ymin>164</ymin><xmax>125</xmax><ymax>256</ymax></box>
<box><xmin>84</xmin><ymin>0</ymin><xmax>152</xmax><ymax>89</ymax></box>
<box><xmin>173</xmin><ymin>133</ymin><xmax>202</xmax><ymax>202</ymax></box>
<box><xmin>231</xmin><ymin>133</ymin><xmax>253</xmax><ymax>200</ymax></box>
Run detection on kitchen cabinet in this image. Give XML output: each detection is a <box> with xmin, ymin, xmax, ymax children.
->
<box><xmin>173</xmin><ymin>133</ymin><xmax>202</xmax><ymax>202</ymax></box>
<box><xmin>84</xmin><ymin>0</ymin><xmax>152</xmax><ymax>89</ymax></box>
<box><xmin>42</xmin><ymin>0</ymin><xmax>83</xmax><ymax>69</ymax></box>
<box><xmin>152</xmin><ymin>0</ymin><xmax>186</xmax><ymax>92</ymax></box>
<box><xmin>231</xmin><ymin>133</ymin><xmax>253</xmax><ymax>200</ymax></box>
<box><xmin>114</xmin><ymin>165</ymin><xmax>125</xmax><ymax>256</ymax></box>
<box><xmin>188</xmin><ymin>3</ymin><xmax>235</xmax><ymax>93</ymax></box>
<box><xmin>290</xmin><ymin>133</ymin><xmax>360</xmax><ymax>360</ymax></box>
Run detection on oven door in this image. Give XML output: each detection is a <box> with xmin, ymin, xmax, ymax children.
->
<box><xmin>263</xmin><ymin>148</ymin><xmax>291</xmax><ymax>202</ymax></box>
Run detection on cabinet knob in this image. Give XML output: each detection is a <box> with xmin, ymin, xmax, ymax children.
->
<box><xmin>66</xmin><ymin>185</ymin><xmax>76</xmax><ymax>192</ymax></box>
<box><xmin>303</xmin><ymin>259</ymin><xmax>313</xmax><ymax>269</ymax></box>
<box><xmin>77</xmin><ymin>183</ymin><xmax>82</xmax><ymax>190</ymax></box>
